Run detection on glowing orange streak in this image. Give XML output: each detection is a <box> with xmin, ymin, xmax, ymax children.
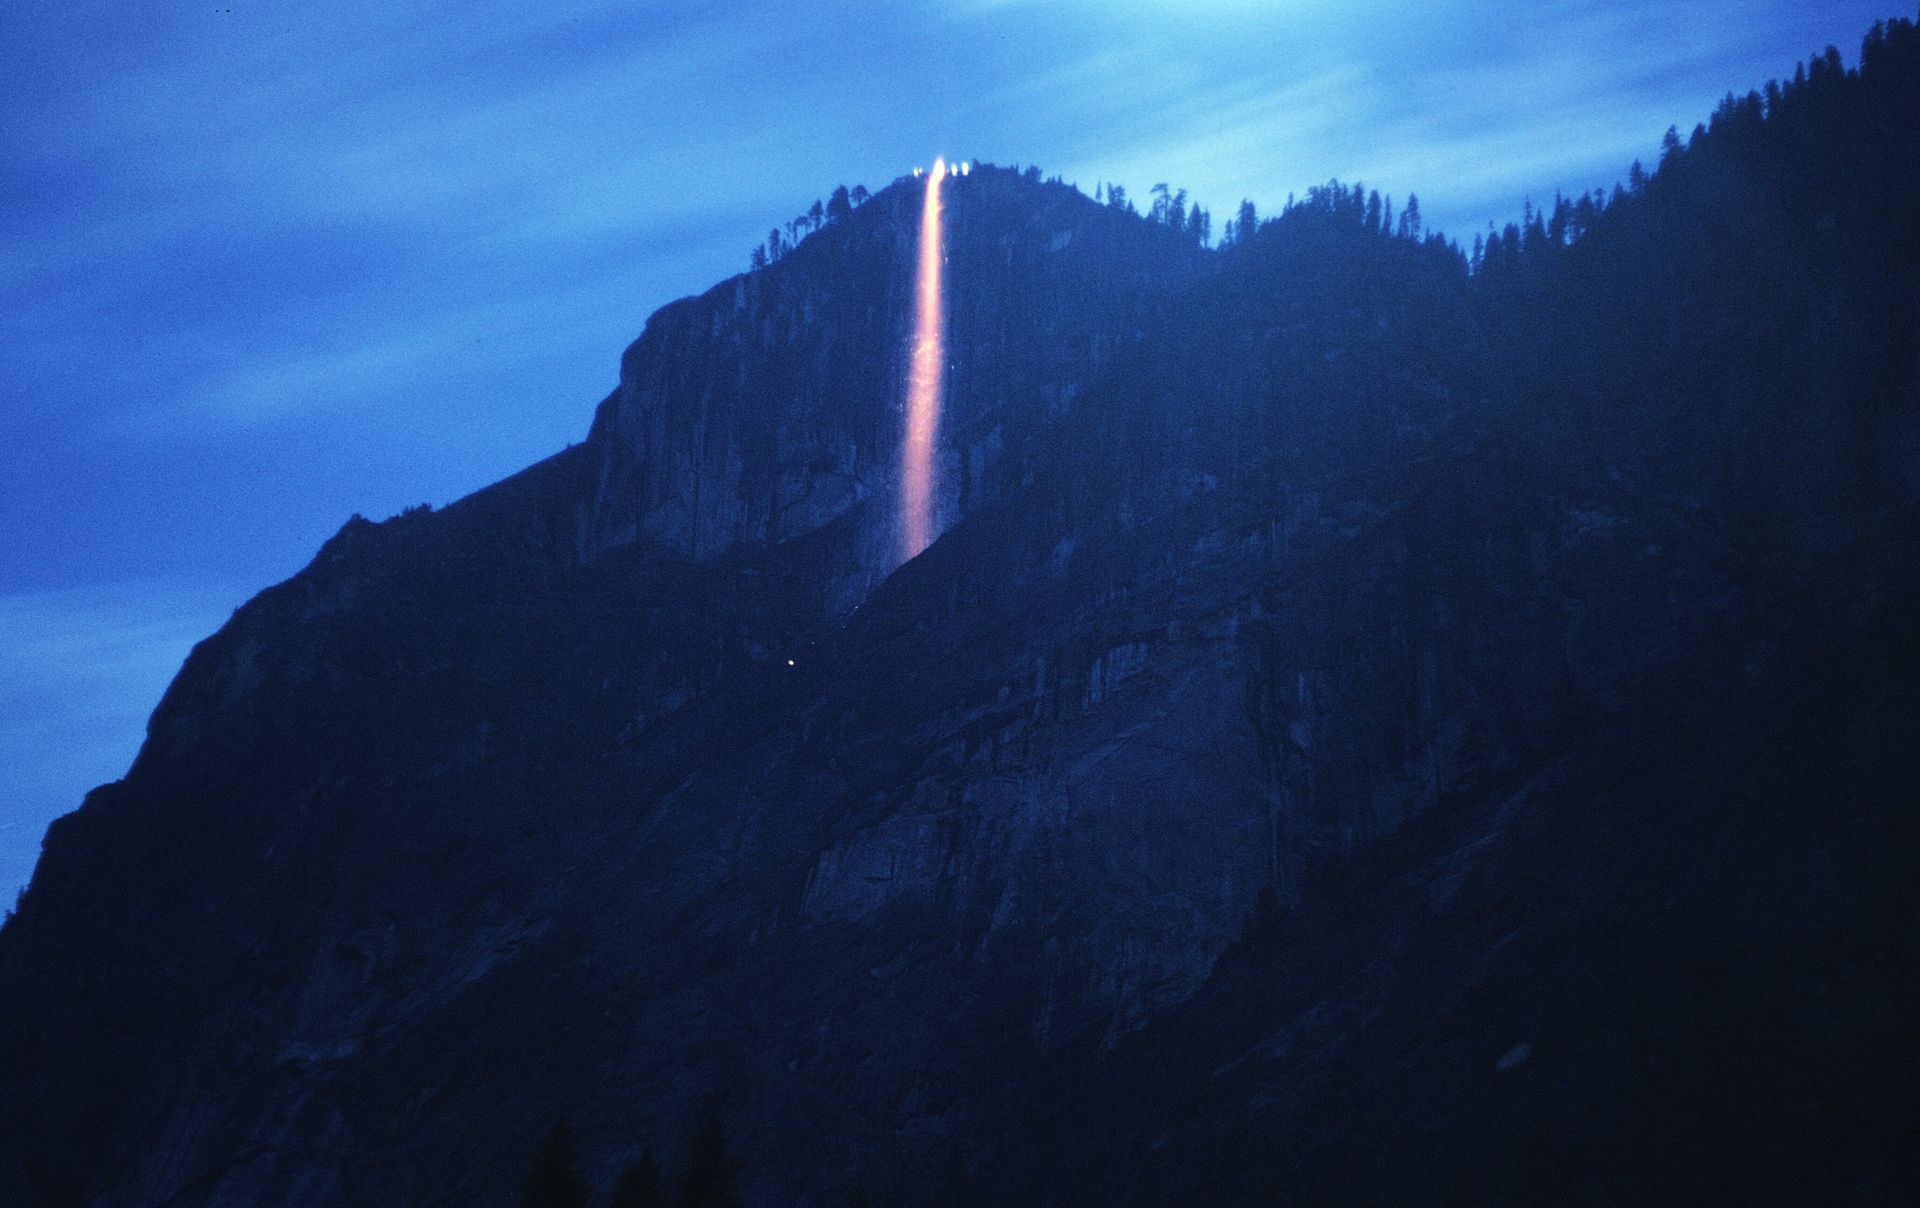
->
<box><xmin>902</xmin><ymin>157</ymin><xmax>946</xmax><ymax>561</ymax></box>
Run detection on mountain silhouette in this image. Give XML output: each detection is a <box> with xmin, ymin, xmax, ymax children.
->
<box><xmin>2</xmin><ymin>16</ymin><xmax>1917</xmax><ymax>1207</ymax></box>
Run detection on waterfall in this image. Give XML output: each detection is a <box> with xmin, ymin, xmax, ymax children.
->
<box><xmin>902</xmin><ymin>157</ymin><xmax>946</xmax><ymax>562</ymax></box>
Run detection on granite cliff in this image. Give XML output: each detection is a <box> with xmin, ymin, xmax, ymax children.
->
<box><xmin>2</xmin><ymin>22</ymin><xmax>1918</xmax><ymax>1207</ymax></box>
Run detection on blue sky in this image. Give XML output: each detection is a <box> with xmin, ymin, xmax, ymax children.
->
<box><xmin>0</xmin><ymin>0</ymin><xmax>1896</xmax><ymax>901</ymax></box>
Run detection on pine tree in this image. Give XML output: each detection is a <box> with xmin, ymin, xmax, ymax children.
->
<box><xmin>612</xmin><ymin>1147</ymin><xmax>667</xmax><ymax>1208</ymax></box>
<box><xmin>1660</xmin><ymin>125</ymin><xmax>1684</xmax><ymax>168</ymax></box>
<box><xmin>678</xmin><ymin>1115</ymin><xmax>740</xmax><ymax>1208</ymax></box>
<box><xmin>1548</xmin><ymin>194</ymin><xmax>1570</xmax><ymax>245</ymax></box>
<box><xmin>1397</xmin><ymin>193</ymin><xmax>1422</xmax><ymax>239</ymax></box>
<box><xmin>520</xmin><ymin>1122</ymin><xmax>591</xmax><ymax>1208</ymax></box>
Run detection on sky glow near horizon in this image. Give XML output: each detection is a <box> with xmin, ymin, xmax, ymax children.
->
<box><xmin>0</xmin><ymin>0</ymin><xmax>1900</xmax><ymax>899</ymax></box>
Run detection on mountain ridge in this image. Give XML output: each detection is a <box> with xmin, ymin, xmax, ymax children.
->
<box><xmin>3</xmin><ymin>17</ymin><xmax>1918</xmax><ymax>1206</ymax></box>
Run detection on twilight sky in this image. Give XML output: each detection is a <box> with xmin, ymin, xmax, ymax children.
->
<box><xmin>0</xmin><ymin>0</ymin><xmax>1895</xmax><ymax>899</ymax></box>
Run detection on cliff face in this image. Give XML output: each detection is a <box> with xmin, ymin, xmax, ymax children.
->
<box><xmin>579</xmin><ymin>168</ymin><xmax>1201</xmax><ymax>608</ymax></box>
<box><xmin>3</xmin><ymin>29</ymin><xmax>1919</xmax><ymax>1206</ymax></box>
<box><xmin>0</xmin><ymin>168</ymin><xmax>1238</xmax><ymax>1206</ymax></box>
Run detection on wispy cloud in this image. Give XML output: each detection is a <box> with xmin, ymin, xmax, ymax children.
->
<box><xmin>1047</xmin><ymin>0</ymin><xmax>1891</xmax><ymax>235</ymax></box>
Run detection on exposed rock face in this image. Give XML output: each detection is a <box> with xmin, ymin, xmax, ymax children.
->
<box><xmin>3</xmin><ymin>33</ymin><xmax>1920</xmax><ymax>1205</ymax></box>
<box><xmin>580</xmin><ymin>169</ymin><xmax>1200</xmax><ymax>608</ymax></box>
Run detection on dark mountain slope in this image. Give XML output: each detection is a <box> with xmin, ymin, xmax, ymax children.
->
<box><xmin>3</xmin><ymin>17</ymin><xmax>1918</xmax><ymax>1207</ymax></box>
<box><xmin>1023</xmin><ymin>595</ymin><xmax>1917</xmax><ymax>1207</ymax></box>
<box><xmin>0</xmin><ymin>165</ymin><xmax>1219</xmax><ymax>1207</ymax></box>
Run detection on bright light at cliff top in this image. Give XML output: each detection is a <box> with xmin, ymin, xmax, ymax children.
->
<box><xmin>901</xmin><ymin>157</ymin><xmax>947</xmax><ymax>562</ymax></box>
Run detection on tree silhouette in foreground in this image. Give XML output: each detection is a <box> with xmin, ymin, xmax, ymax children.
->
<box><xmin>678</xmin><ymin>1114</ymin><xmax>742</xmax><ymax>1208</ymax></box>
<box><xmin>612</xmin><ymin>1146</ymin><xmax>667</xmax><ymax>1208</ymax></box>
<box><xmin>520</xmin><ymin>1121</ymin><xmax>591</xmax><ymax>1208</ymax></box>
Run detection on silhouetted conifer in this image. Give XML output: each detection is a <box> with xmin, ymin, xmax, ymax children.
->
<box><xmin>612</xmin><ymin>1147</ymin><xmax>667</xmax><ymax>1208</ymax></box>
<box><xmin>1660</xmin><ymin>125</ymin><xmax>1684</xmax><ymax>167</ymax></box>
<box><xmin>678</xmin><ymin>1115</ymin><xmax>740</xmax><ymax>1208</ymax></box>
<box><xmin>520</xmin><ymin>1121</ymin><xmax>591</xmax><ymax>1208</ymax></box>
